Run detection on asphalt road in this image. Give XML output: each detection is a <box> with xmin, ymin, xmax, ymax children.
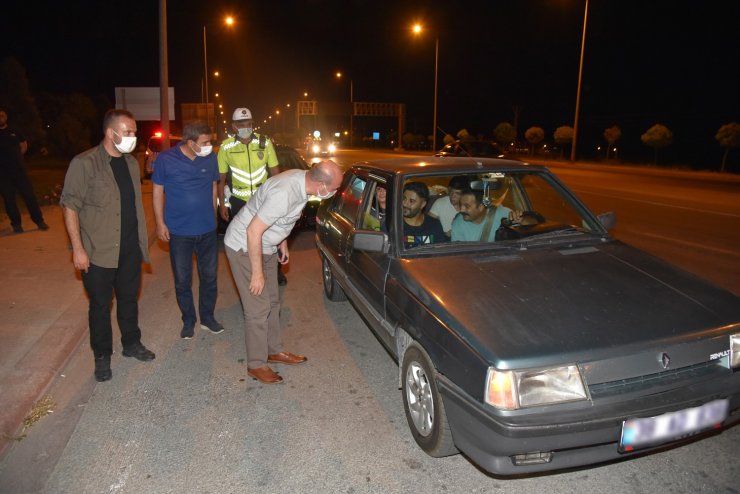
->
<box><xmin>1</xmin><ymin>151</ymin><xmax>738</xmax><ymax>493</ymax></box>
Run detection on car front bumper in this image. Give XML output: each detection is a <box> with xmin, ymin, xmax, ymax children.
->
<box><xmin>437</xmin><ymin>371</ymin><xmax>740</xmax><ymax>475</ymax></box>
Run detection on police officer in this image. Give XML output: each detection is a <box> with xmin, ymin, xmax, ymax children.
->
<box><xmin>217</xmin><ymin>107</ymin><xmax>288</xmax><ymax>284</ymax></box>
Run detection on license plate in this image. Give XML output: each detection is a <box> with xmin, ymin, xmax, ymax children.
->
<box><xmin>619</xmin><ymin>399</ymin><xmax>728</xmax><ymax>452</ymax></box>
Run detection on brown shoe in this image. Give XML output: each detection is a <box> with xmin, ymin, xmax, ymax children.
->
<box><xmin>247</xmin><ymin>366</ymin><xmax>284</xmax><ymax>384</ymax></box>
<box><xmin>267</xmin><ymin>351</ymin><xmax>307</xmax><ymax>365</ymax></box>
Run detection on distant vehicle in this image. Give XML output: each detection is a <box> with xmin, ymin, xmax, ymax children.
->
<box><xmin>307</xmin><ymin>138</ymin><xmax>337</xmax><ymax>158</ymax></box>
<box><xmin>145</xmin><ymin>132</ymin><xmax>182</xmax><ymax>178</ymax></box>
<box><xmin>315</xmin><ymin>156</ymin><xmax>740</xmax><ymax>475</ymax></box>
<box><xmin>435</xmin><ymin>140</ymin><xmax>506</xmax><ymax>159</ymax></box>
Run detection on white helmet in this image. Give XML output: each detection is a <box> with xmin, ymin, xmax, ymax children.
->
<box><xmin>232</xmin><ymin>107</ymin><xmax>253</xmax><ymax>121</ymax></box>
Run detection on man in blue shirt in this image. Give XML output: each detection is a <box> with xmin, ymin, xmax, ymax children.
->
<box><xmin>152</xmin><ymin>122</ymin><xmax>224</xmax><ymax>339</ymax></box>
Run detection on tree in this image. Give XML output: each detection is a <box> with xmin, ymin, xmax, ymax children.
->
<box><xmin>0</xmin><ymin>56</ymin><xmax>44</xmax><ymax>147</ymax></box>
<box><xmin>553</xmin><ymin>126</ymin><xmax>574</xmax><ymax>159</ymax></box>
<box><xmin>715</xmin><ymin>122</ymin><xmax>740</xmax><ymax>172</ymax></box>
<box><xmin>402</xmin><ymin>132</ymin><xmax>416</xmax><ymax>149</ymax></box>
<box><xmin>603</xmin><ymin>125</ymin><xmax>622</xmax><ymax>160</ymax></box>
<box><xmin>456</xmin><ymin>128</ymin><xmax>472</xmax><ymax>141</ymax></box>
<box><xmin>443</xmin><ymin>133</ymin><xmax>455</xmax><ymax>145</ymax></box>
<box><xmin>37</xmin><ymin>92</ymin><xmax>97</xmax><ymax>157</ymax></box>
<box><xmin>525</xmin><ymin>127</ymin><xmax>545</xmax><ymax>156</ymax></box>
<box><xmin>493</xmin><ymin>122</ymin><xmax>516</xmax><ymax>150</ymax></box>
<box><xmin>641</xmin><ymin>124</ymin><xmax>673</xmax><ymax>165</ymax></box>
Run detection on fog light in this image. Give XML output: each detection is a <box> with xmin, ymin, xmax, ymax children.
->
<box><xmin>511</xmin><ymin>451</ymin><xmax>553</xmax><ymax>466</ymax></box>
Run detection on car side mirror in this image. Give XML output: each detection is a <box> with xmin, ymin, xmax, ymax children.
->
<box><xmin>353</xmin><ymin>231</ymin><xmax>387</xmax><ymax>253</ymax></box>
<box><xmin>597</xmin><ymin>211</ymin><xmax>616</xmax><ymax>230</ymax></box>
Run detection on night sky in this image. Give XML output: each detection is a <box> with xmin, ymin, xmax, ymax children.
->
<box><xmin>2</xmin><ymin>0</ymin><xmax>739</xmax><ymax>167</ymax></box>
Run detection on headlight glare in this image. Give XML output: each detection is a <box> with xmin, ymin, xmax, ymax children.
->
<box><xmin>328</xmin><ymin>143</ymin><xmax>336</xmax><ymax>153</ymax></box>
<box><xmin>312</xmin><ymin>144</ymin><xmax>320</xmax><ymax>153</ymax></box>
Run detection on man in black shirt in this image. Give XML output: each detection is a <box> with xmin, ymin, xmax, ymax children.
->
<box><xmin>402</xmin><ymin>181</ymin><xmax>445</xmax><ymax>248</ymax></box>
<box><xmin>0</xmin><ymin>108</ymin><xmax>48</xmax><ymax>233</ymax></box>
<box><xmin>60</xmin><ymin>109</ymin><xmax>155</xmax><ymax>382</ymax></box>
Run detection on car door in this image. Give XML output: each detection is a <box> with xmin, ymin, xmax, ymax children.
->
<box><xmin>318</xmin><ymin>172</ymin><xmax>367</xmax><ymax>282</ymax></box>
<box><xmin>344</xmin><ymin>177</ymin><xmax>395</xmax><ymax>347</ymax></box>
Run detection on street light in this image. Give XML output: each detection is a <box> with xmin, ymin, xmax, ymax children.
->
<box><xmin>203</xmin><ymin>16</ymin><xmax>235</xmax><ymax>126</ymax></box>
<box><xmin>412</xmin><ymin>23</ymin><xmax>439</xmax><ymax>152</ymax></box>
<box><xmin>571</xmin><ymin>0</ymin><xmax>589</xmax><ymax>162</ymax></box>
<box><xmin>335</xmin><ymin>71</ymin><xmax>354</xmax><ymax>147</ymax></box>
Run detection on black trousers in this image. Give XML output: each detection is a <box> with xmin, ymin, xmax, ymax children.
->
<box><xmin>81</xmin><ymin>248</ymin><xmax>143</xmax><ymax>358</ymax></box>
<box><xmin>0</xmin><ymin>169</ymin><xmax>44</xmax><ymax>227</ymax></box>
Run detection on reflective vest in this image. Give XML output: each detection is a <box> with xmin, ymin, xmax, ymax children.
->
<box><xmin>217</xmin><ymin>133</ymin><xmax>279</xmax><ymax>200</ymax></box>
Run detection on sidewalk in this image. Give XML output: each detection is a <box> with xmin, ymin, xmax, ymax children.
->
<box><xmin>0</xmin><ymin>183</ymin><xmax>156</xmax><ymax>458</ymax></box>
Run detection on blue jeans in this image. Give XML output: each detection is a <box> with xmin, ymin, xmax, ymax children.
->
<box><xmin>169</xmin><ymin>230</ymin><xmax>218</xmax><ymax>327</ymax></box>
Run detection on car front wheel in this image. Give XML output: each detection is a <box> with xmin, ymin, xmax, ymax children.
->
<box><xmin>322</xmin><ymin>255</ymin><xmax>346</xmax><ymax>301</ymax></box>
<box><xmin>402</xmin><ymin>345</ymin><xmax>457</xmax><ymax>457</ymax></box>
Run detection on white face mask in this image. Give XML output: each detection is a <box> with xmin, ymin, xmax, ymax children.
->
<box><xmin>112</xmin><ymin>130</ymin><xmax>137</xmax><ymax>154</ymax></box>
<box><xmin>192</xmin><ymin>143</ymin><xmax>212</xmax><ymax>157</ymax></box>
<box><xmin>236</xmin><ymin>127</ymin><xmax>252</xmax><ymax>139</ymax></box>
<box><xmin>317</xmin><ymin>182</ymin><xmax>336</xmax><ymax>200</ymax></box>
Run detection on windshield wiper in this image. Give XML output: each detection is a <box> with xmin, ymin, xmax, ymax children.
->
<box><xmin>518</xmin><ymin>227</ymin><xmax>585</xmax><ymax>243</ymax></box>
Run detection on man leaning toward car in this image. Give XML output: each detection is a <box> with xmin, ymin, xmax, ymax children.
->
<box><xmin>152</xmin><ymin>121</ymin><xmax>224</xmax><ymax>339</ymax></box>
<box><xmin>60</xmin><ymin>109</ymin><xmax>155</xmax><ymax>382</ymax></box>
<box><xmin>402</xmin><ymin>181</ymin><xmax>446</xmax><ymax>248</ymax></box>
<box><xmin>223</xmin><ymin>160</ymin><xmax>343</xmax><ymax>384</ymax></box>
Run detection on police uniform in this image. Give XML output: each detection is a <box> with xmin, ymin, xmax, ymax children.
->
<box><xmin>217</xmin><ymin>132</ymin><xmax>279</xmax><ymax>216</ymax></box>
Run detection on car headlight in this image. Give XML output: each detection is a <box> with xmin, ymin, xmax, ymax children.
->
<box><xmin>731</xmin><ymin>333</ymin><xmax>740</xmax><ymax>369</ymax></box>
<box><xmin>312</xmin><ymin>144</ymin><xmax>320</xmax><ymax>154</ymax></box>
<box><xmin>485</xmin><ymin>365</ymin><xmax>587</xmax><ymax>410</ymax></box>
<box><xmin>328</xmin><ymin>143</ymin><xmax>336</xmax><ymax>153</ymax></box>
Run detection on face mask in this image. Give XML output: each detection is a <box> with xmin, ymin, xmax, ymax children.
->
<box><xmin>192</xmin><ymin>143</ymin><xmax>212</xmax><ymax>157</ymax></box>
<box><xmin>112</xmin><ymin>130</ymin><xmax>137</xmax><ymax>154</ymax></box>
<box><xmin>317</xmin><ymin>182</ymin><xmax>336</xmax><ymax>200</ymax></box>
<box><xmin>237</xmin><ymin>127</ymin><xmax>252</xmax><ymax>139</ymax></box>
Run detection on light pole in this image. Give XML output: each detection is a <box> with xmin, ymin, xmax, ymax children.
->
<box><xmin>203</xmin><ymin>16</ymin><xmax>235</xmax><ymax>129</ymax></box>
<box><xmin>412</xmin><ymin>24</ymin><xmax>439</xmax><ymax>152</ymax></box>
<box><xmin>335</xmin><ymin>72</ymin><xmax>354</xmax><ymax>147</ymax></box>
<box><xmin>570</xmin><ymin>0</ymin><xmax>589</xmax><ymax>162</ymax></box>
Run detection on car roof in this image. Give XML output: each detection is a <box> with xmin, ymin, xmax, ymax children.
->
<box><xmin>348</xmin><ymin>157</ymin><xmax>542</xmax><ymax>176</ymax></box>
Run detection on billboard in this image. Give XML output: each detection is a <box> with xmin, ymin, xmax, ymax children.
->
<box><xmin>115</xmin><ymin>87</ymin><xmax>175</xmax><ymax>121</ymax></box>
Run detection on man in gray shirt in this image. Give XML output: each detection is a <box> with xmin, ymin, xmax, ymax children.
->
<box><xmin>224</xmin><ymin>160</ymin><xmax>343</xmax><ymax>384</ymax></box>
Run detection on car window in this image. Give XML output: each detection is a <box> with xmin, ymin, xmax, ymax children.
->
<box><xmin>276</xmin><ymin>149</ymin><xmax>308</xmax><ymax>171</ymax></box>
<box><xmin>335</xmin><ymin>175</ymin><xmax>367</xmax><ymax>224</ymax></box>
<box><xmin>513</xmin><ymin>174</ymin><xmax>589</xmax><ymax>229</ymax></box>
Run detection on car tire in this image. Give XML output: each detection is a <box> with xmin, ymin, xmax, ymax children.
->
<box><xmin>401</xmin><ymin>345</ymin><xmax>457</xmax><ymax>458</ymax></box>
<box><xmin>322</xmin><ymin>255</ymin><xmax>347</xmax><ymax>301</ymax></box>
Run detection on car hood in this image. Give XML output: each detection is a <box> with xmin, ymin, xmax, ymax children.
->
<box><xmin>396</xmin><ymin>241</ymin><xmax>740</xmax><ymax>370</ymax></box>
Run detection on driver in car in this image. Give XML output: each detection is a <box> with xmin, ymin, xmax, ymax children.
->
<box><xmin>451</xmin><ymin>188</ymin><xmax>522</xmax><ymax>242</ymax></box>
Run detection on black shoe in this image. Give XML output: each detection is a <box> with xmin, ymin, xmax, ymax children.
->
<box><xmin>12</xmin><ymin>225</ymin><xmax>23</xmax><ymax>234</ymax></box>
<box><xmin>277</xmin><ymin>273</ymin><xmax>287</xmax><ymax>286</ymax></box>
<box><xmin>200</xmin><ymin>320</ymin><xmax>224</xmax><ymax>334</ymax></box>
<box><xmin>94</xmin><ymin>355</ymin><xmax>112</xmax><ymax>382</ymax></box>
<box><xmin>37</xmin><ymin>222</ymin><xmax>50</xmax><ymax>231</ymax></box>
<box><xmin>122</xmin><ymin>343</ymin><xmax>156</xmax><ymax>361</ymax></box>
<box><xmin>181</xmin><ymin>324</ymin><xmax>195</xmax><ymax>339</ymax></box>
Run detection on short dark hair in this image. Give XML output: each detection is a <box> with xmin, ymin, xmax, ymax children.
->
<box><xmin>183</xmin><ymin>121</ymin><xmax>211</xmax><ymax>142</ymax></box>
<box><xmin>449</xmin><ymin>175</ymin><xmax>471</xmax><ymax>191</ymax></box>
<box><xmin>102</xmin><ymin>109</ymin><xmax>135</xmax><ymax>132</ymax></box>
<box><xmin>403</xmin><ymin>181</ymin><xmax>429</xmax><ymax>203</ymax></box>
<box><xmin>461</xmin><ymin>187</ymin><xmax>485</xmax><ymax>206</ymax></box>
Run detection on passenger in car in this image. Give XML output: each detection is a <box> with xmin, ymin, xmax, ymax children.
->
<box><xmin>428</xmin><ymin>175</ymin><xmax>470</xmax><ymax>237</ymax></box>
<box><xmin>364</xmin><ymin>184</ymin><xmax>387</xmax><ymax>231</ymax></box>
<box><xmin>451</xmin><ymin>188</ymin><xmax>522</xmax><ymax>242</ymax></box>
<box><xmin>402</xmin><ymin>182</ymin><xmax>446</xmax><ymax>248</ymax></box>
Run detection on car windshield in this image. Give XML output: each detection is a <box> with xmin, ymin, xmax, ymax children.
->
<box><xmin>395</xmin><ymin>170</ymin><xmax>605</xmax><ymax>252</ymax></box>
